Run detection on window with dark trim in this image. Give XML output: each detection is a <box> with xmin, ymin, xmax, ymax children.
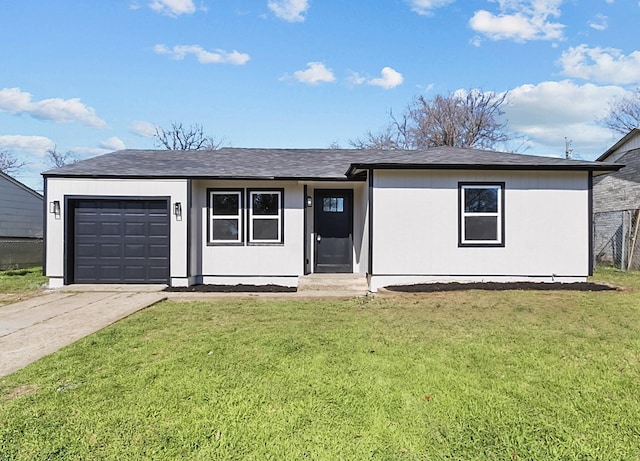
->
<box><xmin>459</xmin><ymin>182</ymin><xmax>505</xmax><ymax>247</ymax></box>
<box><xmin>248</xmin><ymin>189</ymin><xmax>283</xmax><ymax>243</ymax></box>
<box><xmin>208</xmin><ymin>189</ymin><xmax>243</xmax><ymax>244</ymax></box>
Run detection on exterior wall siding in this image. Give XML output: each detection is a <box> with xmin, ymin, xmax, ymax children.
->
<box><xmin>191</xmin><ymin>180</ymin><xmax>368</xmax><ymax>283</ymax></box>
<box><xmin>45</xmin><ymin>178</ymin><xmax>189</xmax><ymax>287</ymax></box>
<box><xmin>192</xmin><ymin>180</ymin><xmax>304</xmax><ymax>282</ymax></box>
<box><xmin>0</xmin><ymin>174</ymin><xmax>43</xmax><ymax>238</ymax></box>
<box><xmin>370</xmin><ymin>170</ymin><xmax>589</xmax><ymax>289</ymax></box>
<box><xmin>593</xmin><ymin>148</ymin><xmax>640</xmax><ymax>213</ymax></box>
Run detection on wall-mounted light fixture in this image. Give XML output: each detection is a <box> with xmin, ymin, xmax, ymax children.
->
<box><xmin>49</xmin><ymin>200</ymin><xmax>61</xmax><ymax>219</ymax></box>
<box><xmin>173</xmin><ymin>202</ymin><xmax>182</xmax><ymax>219</ymax></box>
<box><xmin>306</xmin><ymin>196</ymin><xmax>313</xmax><ymax>208</ymax></box>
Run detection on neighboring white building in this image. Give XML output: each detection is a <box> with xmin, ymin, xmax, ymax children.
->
<box><xmin>42</xmin><ymin>147</ymin><xmax>619</xmax><ymax>291</ymax></box>
<box><xmin>0</xmin><ymin>171</ymin><xmax>43</xmax><ymax>269</ymax></box>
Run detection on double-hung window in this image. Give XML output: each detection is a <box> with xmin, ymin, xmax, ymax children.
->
<box><xmin>459</xmin><ymin>183</ymin><xmax>504</xmax><ymax>247</ymax></box>
<box><xmin>248</xmin><ymin>189</ymin><xmax>283</xmax><ymax>244</ymax></box>
<box><xmin>209</xmin><ymin>190</ymin><xmax>243</xmax><ymax>244</ymax></box>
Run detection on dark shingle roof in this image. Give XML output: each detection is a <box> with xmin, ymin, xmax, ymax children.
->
<box><xmin>42</xmin><ymin>147</ymin><xmax>621</xmax><ymax>180</ymax></box>
<box><xmin>596</xmin><ymin>128</ymin><xmax>640</xmax><ymax>162</ymax></box>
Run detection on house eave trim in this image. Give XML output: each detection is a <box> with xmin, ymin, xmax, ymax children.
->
<box><xmin>346</xmin><ymin>163</ymin><xmax>623</xmax><ymax>176</ymax></box>
<box><xmin>42</xmin><ymin>174</ymin><xmax>366</xmax><ymax>182</ymax></box>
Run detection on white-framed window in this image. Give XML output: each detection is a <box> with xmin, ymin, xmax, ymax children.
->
<box><xmin>208</xmin><ymin>189</ymin><xmax>243</xmax><ymax>244</ymax></box>
<box><xmin>248</xmin><ymin>189</ymin><xmax>283</xmax><ymax>244</ymax></box>
<box><xmin>459</xmin><ymin>183</ymin><xmax>504</xmax><ymax>247</ymax></box>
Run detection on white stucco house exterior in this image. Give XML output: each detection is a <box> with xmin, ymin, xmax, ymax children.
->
<box><xmin>42</xmin><ymin>147</ymin><xmax>620</xmax><ymax>291</ymax></box>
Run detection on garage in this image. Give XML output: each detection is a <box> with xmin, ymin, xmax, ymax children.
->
<box><xmin>68</xmin><ymin>198</ymin><xmax>170</xmax><ymax>284</ymax></box>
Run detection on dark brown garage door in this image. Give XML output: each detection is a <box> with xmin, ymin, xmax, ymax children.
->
<box><xmin>70</xmin><ymin>199</ymin><xmax>170</xmax><ymax>284</ymax></box>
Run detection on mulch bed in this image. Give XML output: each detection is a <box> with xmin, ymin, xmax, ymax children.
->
<box><xmin>164</xmin><ymin>284</ymin><xmax>297</xmax><ymax>293</ymax></box>
<box><xmin>384</xmin><ymin>281</ymin><xmax>618</xmax><ymax>293</ymax></box>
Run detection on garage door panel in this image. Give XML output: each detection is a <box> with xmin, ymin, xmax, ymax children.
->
<box><xmin>148</xmin><ymin>244</ymin><xmax>169</xmax><ymax>258</ymax></box>
<box><xmin>76</xmin><ymin>222</ymin><xmax>98</xmax><ymax>236</ymax></box>
<box><xmin>147</xmin><ymin>266</ymin><xmax>170</xmax><ymax>281</ymax></box>
<box><xmin>100</xmin><ymin>222</ymin><xmax>123</xmax><ymax>236</ymax></box>
<box><xmin>125</xmin><ymin>222</ymin><xmax>146</xmax><ymax>236</ymax></box>
<box><xmin>72</xmin><ymin>199</ymin><xmax>170</xmax><ymax>284</ymax></box>
<box><xmin>124</xmin><ymin>243</ymin><xmax>146</xmax><ymax>258</ymax></box>
<box><xmin>98</xmin><ymin>243</ymin><xmax>121</xmax><ymax>258</ymax></box>
<box><xmin>148</xmin><ymin>222</ymin><xmax>169</xmax><ymax>236</ymax></box>
<box><xmin>99</xmin><ymin>265</ymin><xmax>123</xmax><ymax>281</ymax></box>
<box><xmin>76</xmin><ymin>243</ymin><xmax>99</xmax><ymax>257</ymax></box>
<box><xmin>123</xmin><ymin>265</ymin><xmax>146</xmax><ymax>280</ymax></box>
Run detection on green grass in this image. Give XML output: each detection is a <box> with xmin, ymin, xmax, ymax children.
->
<box><xmin>0</xmin><ymin>267</ymin><xmax>47</xmax><ymax>294</ymax></box>
<box><xmin>1</xmin><ymin>272</ymin><xmax>640</xmax><ymax>460</ymax></box>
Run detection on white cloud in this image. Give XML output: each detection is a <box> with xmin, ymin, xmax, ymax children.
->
<box><xmin>0</xmin><ymin>135</ymin><xmax>55</xmax><ymax>156</ymax></box>
<box><xmin>149</xmin><ymin>0</ymin><xmax>196</xmax><ymax>16</ymax></box>
<box><xmin>154</xmin><ymin>44</ymin><xmax>250</xmax><ymax>65</ymax></box>
<box><xmin>367</xmin><ymin>67</ymin><xmax>404</xmax><ymax>89</ymax></box>
<box><xmin>588</xmin><ymin>13</ymin><xmax>608</xmax><ymax>31</ymax></box>
<box><xmin>346</xmin><ymin>71</ymin><xmax>366</xmax><ymax>86</ymax></box>
<box><xmin>0</xmin><ymin>87</ymin><xmax>106</xmax><ymax>128</ymax></box>
<box><xmin>503</xmin><ymin>80</ymin><xmax>629</xmax><ymax>157</ymax></box>
<box><xmin>99</xmin><ymin>137</ymin><xmax>126</xmax><ymax>151</ymax></box>
<box><xmin>67</xmin><ymin>146</ymin><xmax>112</xmax><ymax>157</ymax></box>
<box><xmin>407</xmin><ymin>0</ymin><xmax>455</xmax><ymax>15</ymax></box>
<box><xmin>469</xmin><ymin>0</ymin><xmax>565</xmax><ymax>43</ymax></box>
<box><xmin>130</xmin><ymin>120</ymin><xmax>157</xmax><ymax>137</ymax></box>
<box><xmin>268</xmin><ymin>0</ymin><xmax>309</xmax><ymax>22</ymax></box>
<box><xmin>289</xmin><ymin>62</ymin><xmax>335</xmax><ymax>85</ymax></box>
<box><xmin>346</xmin><ymin>67</ymin><xmax>404</xmax><ymax>89</ymax></box>
<box><xmin>558</xmin><ymin>45</ymin><xmax>640</xmax><ymax>85</ymax></box>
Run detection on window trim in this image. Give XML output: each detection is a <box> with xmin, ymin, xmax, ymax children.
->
<box><xmin>247</xmin><ymin>188</ymin><xmax>284</xmax><ymax>244</ymax></box>
<box><xmin>207</xmin><ymin>188</ymin><xmax>244</xmax><ymax>245</ymax></box>
<box><xmin>458</xmin><ymin>182</ymin><xmax>505</xmax><ymax>247</ymax></box>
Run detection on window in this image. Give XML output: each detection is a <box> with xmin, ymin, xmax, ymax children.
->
<box><xmin>459</xmin><ymin>183</ymin><xmax>504</xmax><ymax>246</ymax></box>
<box><xmin>209</xmin><ymin>190</ymin><xmax>243</xmax><ymax>244</ymax></box>
<box><xmin>248</xmin><ymin>189</ymin><xmax>283</xmax><ymax>243</ymax></box>
<box><xmin>322</xmin><ymin>197</ymin><xmax>344</xmax><ymax>213</ymax></box>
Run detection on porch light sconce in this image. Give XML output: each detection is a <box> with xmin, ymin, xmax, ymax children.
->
<box><xmin>49</xmin><ymin>200</ymin><xmax>61</xmax><ymax>219</ymax></box>
<box><xmin>173</xmin><ymin>202</ymin><xmax>182</xmax><ymax>220</ymax></box>
<box><xmin>306</xmin><ymin>196</ymin><xmax>313</xmax><ymax>208</ymax></box>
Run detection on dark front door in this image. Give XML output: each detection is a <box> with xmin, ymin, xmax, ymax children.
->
<box><xmin>314</xmin><ymin>189</ymin><xmax>353</xmax><ymax>273</ymax></box>
<box><xmin>69</xmin><ymin>199</ymin><xmax>170</xmax><ymax>284</ymax></box>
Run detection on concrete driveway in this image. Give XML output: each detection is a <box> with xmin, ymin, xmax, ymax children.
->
<box><xmin>0</xmin><ymin>289</ymin><xmax>166</xmax><ymax>377</ymax></box>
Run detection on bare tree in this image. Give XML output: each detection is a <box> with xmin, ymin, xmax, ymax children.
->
<box><xmin>154</xmin><ymin>122</ymin><xmax>224</xmax><ymax>150</ymax></box>
<box><xmin>351</xmin><ymin>89</ymin><xmax>510</xmax><ymax>150</ymax></box>
<box><xmin>0</xmin><ymin>150</ymin><xmax>25</xmax><ymax>175</ymax></box>
<box><xmin>46</xmin><ymin>145</ymin><xmax>77</xmax><ymax>168</ymax></box>
<box><xmin>601</xmin><ymin>88</ymin><xmax>640</xmax><ymax>135</ymax></box>
<box><xmin>350</xmin><ymin>111</ymin><xmax>412</xmax><ymax>150</ymax></box>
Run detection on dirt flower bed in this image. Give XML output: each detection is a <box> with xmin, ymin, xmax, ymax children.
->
<box><xmin>384</xmin><ymin>281</ymin><xmax>617</xmax><ymax>292</ymax></box>
<box><xmin>165</xmin><ymin>284</ymin><xmax>296</xmax><ymax>293</ymax></box>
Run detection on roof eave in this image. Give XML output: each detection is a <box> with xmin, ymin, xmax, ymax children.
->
<box><xmin>597</xmin><ymin>128</ymin><xmax>640</xmax><ymax>161</ymax></box>
<box><xmin>346</xmin><ymin>162</ymin><xmax>623</xmax><ymax>176</ymax></box>
<box><xmin>42</xmin><ymin>173</ymin><xmax>360</xmax><ymax>182</ymax></box>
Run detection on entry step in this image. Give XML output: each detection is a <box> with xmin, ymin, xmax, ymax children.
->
<box><xmin>297</xmin><ymin>274</ymin><xmax>369</xmax><ymax>293</ymax></box>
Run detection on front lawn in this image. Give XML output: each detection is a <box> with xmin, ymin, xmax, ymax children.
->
<box><xmin>0</xmin><ymin>267</ymin><xmax>47</xmax><ymax>305</ymax></box>
<box><xmin>1</xmin><ymin>273</ymin><xmax>640</xmax><ymax>459</ymax></box>
<box><xmin>0</xmin><ymin>267</ymin><xmax>47</xmax><ymax>293</ymax></box>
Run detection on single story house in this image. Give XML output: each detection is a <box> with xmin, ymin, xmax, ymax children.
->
<box><xmin>0</xmin><ymin>171</ymin><xmax>43</xmax><ymax>270</ymax></box>
<box><xmin>42</xmin><ymin>147</ymin><xmax>620</xmax><ymax>291</ymax></box>
<box><xmin>593</xmin><ymin>128</ymin><xmax>640</xmax><ymax>269</ymax></box>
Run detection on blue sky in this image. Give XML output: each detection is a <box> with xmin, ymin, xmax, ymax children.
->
<box><xmin>1</xmin><ymin>0</ymin><xmax>639</xmax><ymax>191</ymax></box>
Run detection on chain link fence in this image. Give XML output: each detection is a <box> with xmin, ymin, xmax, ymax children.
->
<box><xmin>594</xmin><ymin>209</ymin><xmax>640</xmax><ymax>271</ymax></box>
<box><xmin>0</xmin><ymin>239</ymin><xmax>43</xmax><ymax>270</ymax></box>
